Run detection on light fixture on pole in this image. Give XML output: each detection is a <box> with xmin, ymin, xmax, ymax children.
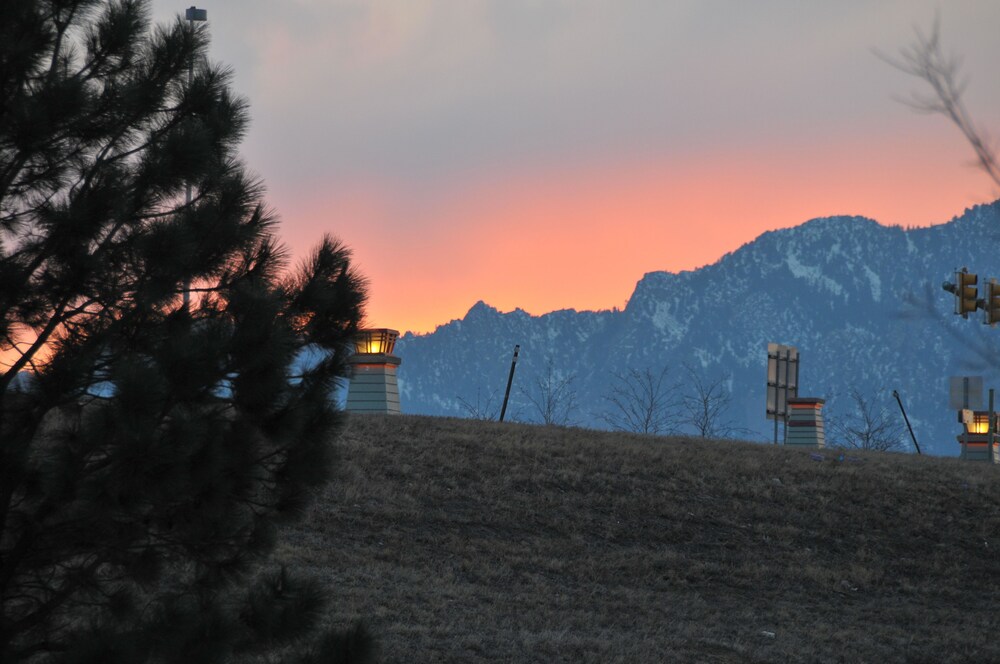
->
<box><xmin>956</xmin><ymin>386</ymin><xmax>999</xmax><ymax>462</ymax></box>
<box><xmin>957</xmin><ymin>409</ymin><xmax>999</xmax><ymax>461</ymax></box>
<box><xmin>345</xmin><ymin>329</ymin><xmax>402</xmax><ymax>414</ymax></box>
<box><xmin>182</xmin><ymin>6</ymin><xmax>207</xmax><ymax>311</ymax></box>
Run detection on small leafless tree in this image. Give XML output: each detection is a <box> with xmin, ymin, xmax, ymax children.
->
<box><xmin>456</xmin><ymin>387</ymin><xmax>501</xmax><ymax>421</ymax></box>
<box><xmin>520</xmin><ymin>357</ymin><xmax>578</xmax><ymax>426</ymax></box>
<box><xmin>828</xmin><ymin>389</ymin><xmax>905</xmax><ymax>452</ymax></box>
<box><xmin>681</xmin><ymin>365</ymin><xmax>746</xmax><ymax>439</ymax></box>
<box><xmin>599</xmin><ymin>366</ymin><xmax>680</xmax><ymax>435</ymax></box>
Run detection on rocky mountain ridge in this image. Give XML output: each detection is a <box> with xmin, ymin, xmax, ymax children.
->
<box><xmin>395</xmin><ymin>201</ymin><xmax>1000</xmax><ymax>455</ymax></box>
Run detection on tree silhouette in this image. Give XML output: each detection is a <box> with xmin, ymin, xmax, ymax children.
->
<box><xmin>456</xmin><ymin>387</ymin><xmax>502</xmax><ymax>421</ymax></box>
<box><xmin>519</xmin><ymin>357</ymin><xmax>577</xmax><ymax>426</ymax></box>
<box><xmin>0</xmin><ymin>2</ymin><xmax>370</xmax><ymax>662</ymax></box>
<box><xmin>827</xmin><ymin>389</ymin><xmax>905</xmax><ymax>452</ymax></box>
<box><xmin>599</xmin><ymin>366</ymin><xmax>679</xmax><ymax>435</ymax></box>
<box><xmin>680</xmin><ymin>365</ymin><xmax>746</xmax><ymax>440</ymax></box>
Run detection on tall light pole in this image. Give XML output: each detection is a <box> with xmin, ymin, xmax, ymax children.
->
<box><xmin>183</xmin><ymin>6</ymin><xmax>207</xmax><ymax>311</ymax></box>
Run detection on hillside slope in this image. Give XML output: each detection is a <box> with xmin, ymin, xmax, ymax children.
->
<box><xmin>277</xmin><ymin>415</ymin><xmax>1000</xmax><ymax>663</ymax></box>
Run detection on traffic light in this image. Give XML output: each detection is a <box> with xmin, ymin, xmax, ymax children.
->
<box><xmin>958</xmin><ymin>270</ymin><xmax>979</xmax><ymax>317</ymax></box>
<box><xmin>986</xmin><ymin>279</ymin><xmax>1000</xmax><ymax>326</ymax></box>
<box><xmin>943</xmin><ymin>269</ymin><xmax>979</xmax><ymax>318</ymax></box>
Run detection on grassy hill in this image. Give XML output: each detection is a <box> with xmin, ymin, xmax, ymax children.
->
<box><xmin>275</xmin><ymin>415</ymin><xmax>1000</xmax><ymax>663</ymax></box>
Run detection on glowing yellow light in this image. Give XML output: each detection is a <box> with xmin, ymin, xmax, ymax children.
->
<box><xmin>966</xmin><ymin>412</ymin><xmax>995</xmax><ymax>435</ymax></box>
<box><xmin>970</xmin><ymin>420</ymin><xmax>990</xmax><ymax>434</ymax></box>
<box><xmin>354</xmin><ymin>329</ymin><xmax>398</xmax><ymax>356</ymax></box>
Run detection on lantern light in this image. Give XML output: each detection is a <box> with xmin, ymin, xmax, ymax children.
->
<box><xmin>957</xmin><ymin>404</ymin><xmax>1000</xmax><ymax>463</ymax></box>
<box><xmin>959</xmin><ymin>409</ymin><xmax>996</xmax><ymax>435</ymax></box>
<box><xmin>345</xmin><ymin>328</ymin><xmax>402</xmax><ymax>414</ymax></box>
<box><xmin>968</xmin><ymin>411</ymin><xmax>994</xmax><ymax>435</ymax></box>
<box><xmin>353</xmin><ymin>328</ymin><xmax>398</xmax><ymax>356</ymax></box>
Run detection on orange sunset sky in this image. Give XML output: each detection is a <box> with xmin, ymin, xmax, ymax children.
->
<box><xmin>150</xmin><ymin>1</ymin><xmax>1000</xmax><ymax>334</ymax></box>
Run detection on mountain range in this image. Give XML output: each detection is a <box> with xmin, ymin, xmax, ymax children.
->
<box><xmin>394</xmin><ymin>200</ymin><xmax>1000</xmax><ymax>456</ymax></box>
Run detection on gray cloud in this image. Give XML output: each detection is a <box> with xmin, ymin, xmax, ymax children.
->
<box><xmin>149</xmin><ymin>1</ymin><xmax>1000</xmax><ymax>188</ymax></box>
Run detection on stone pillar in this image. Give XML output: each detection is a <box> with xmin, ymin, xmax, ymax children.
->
<box><xmin>785</xmin><ymin>397</ymin><xmax>825</xmax><ymax>448</ymax></box>
<box><xmin>956</xmin><ymin>410</ymin><xmax>998</xmax><ymax>461</ymax></box>
<box><xmin>957</xmin><ymin>434</ymin><xmax>994</xmax><ymax>461</ymax></box>
<box><xmin>346</xmin><ymin>353</ymin><xmax>401</xmax><ymax>414</ymax></box>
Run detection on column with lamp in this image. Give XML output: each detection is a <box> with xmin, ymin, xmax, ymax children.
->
<box><xmin>957</xmin><ymin>408</ymin><xmax>999</xmax><ymax>462</ymax></box>
<box><xmin>345</xmin><ymin>329</ymin><xmax>402</xmax><ymax>414</ymax></box>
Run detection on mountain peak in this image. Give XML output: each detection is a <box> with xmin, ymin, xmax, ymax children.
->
<box><xmin>466</xmin><ymin>300</ymin><xmax>498</xmax><ymax>317</ymax></box>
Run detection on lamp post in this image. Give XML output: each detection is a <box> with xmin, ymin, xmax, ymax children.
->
<box><xmin>957</xmin><ymin>407</ymin><xmax>999</xmax><ymax>462</ymax></box>
<box><xmin>182</xmin><ymin>6</ymin><xmax>207</xmax><ymax>311</ymax></box>
<box><xmin>345</xmin><ymin>329</ymin><xmax>402</xmax><ymax>414</ymax></box>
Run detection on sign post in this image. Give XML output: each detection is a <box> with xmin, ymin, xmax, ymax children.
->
<box><xmin>892</xmin><ymin>389</ymin><xmax>921</xmax><ymax>454</ymax></box>
<box><xmin>766</xmin><ymin>343</ymin><xmax>799</xmax><ymax>445</ymax></box>
<box><xmin>499</xmin><ymin>345</ymin><xmax>519</xmax><ymax>423</ymax></box>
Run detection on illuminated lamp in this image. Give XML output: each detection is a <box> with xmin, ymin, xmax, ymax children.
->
<box><xmin>957</xmin><ymin>409</ymin><xmax>999</xmax><ymax>462</ymax></box>
<box><xmin>345</xmin><ymin>328</ymin><xmax>401</xmax><ymax>414</ymax></box>
<box><xmin>353</xmin><ymin>328</ymin><xmax>397</xmax><ymax>355</ymax></box>
<box><xmin>969</xmin><ymin>412</ymin><xmax>992</xmax><ymax>435</ymax></box>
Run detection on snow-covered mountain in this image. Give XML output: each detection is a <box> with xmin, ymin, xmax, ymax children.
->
<box><xmin>395</xmin><ymin>201</ymin><xmax>1000</xmax><ymax>455</ymax></box>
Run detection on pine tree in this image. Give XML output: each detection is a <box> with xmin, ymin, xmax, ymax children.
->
<box><xmin>0</xmin><ymin>1</ymin><xmax>371</xmax><ymax>661</ymax></box>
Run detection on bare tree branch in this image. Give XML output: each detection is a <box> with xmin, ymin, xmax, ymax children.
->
<box><xmin>680</xmin><ymin>365</ymin><xmax>748</xmax><ymax>440</ymax></box>
<box><xmin>880</xmin><ymin>17</ymin><xmax>1000</xmax><ymax>190</ymax></box>
<box><xmin>827</xmin><ymin>389</ymin><xmax>905</xmax><ymax>452</ymax></box>
<box><xmin>519</xmin><ymin>357</ymin><xmax>577</xmax><ymax>426</ymax></box>
<box><xmin>456</xmin><ymin>387</ymin><xmax>501</xmax><ymax>421</ymax></box>
<box><xmin>599</xmin><ymin>366</ymin><xmax>679</xmax><ymax>435</ymax></box>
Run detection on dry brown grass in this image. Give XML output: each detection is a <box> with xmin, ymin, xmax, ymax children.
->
<box><xmin>274</xmin><ymin>415</ymin><xmax>1000</xmax><ymax>663</ymax></box>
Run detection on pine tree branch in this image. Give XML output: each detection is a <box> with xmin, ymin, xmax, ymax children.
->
<box><xmin>0</xmin><ymin>294</ymin><xmax>75</xmax><ymax>392</ymax></box>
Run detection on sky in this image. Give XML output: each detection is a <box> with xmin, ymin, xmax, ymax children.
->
<box><xmin>150</xmin><ymin>1</ymin><xmax>1000</xmax><ymax>334</ymax></box>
